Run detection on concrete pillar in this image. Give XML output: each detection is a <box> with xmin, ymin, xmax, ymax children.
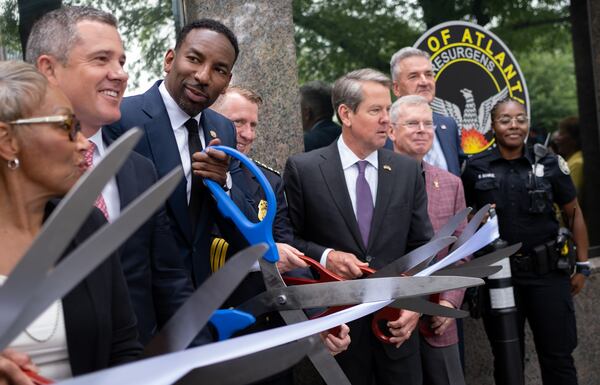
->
<box><xmin>182</xmin><ymin>0</ymin><xmax>303</xmax><ymax>171</ymax></box>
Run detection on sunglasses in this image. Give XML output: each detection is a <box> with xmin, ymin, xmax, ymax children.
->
<box><xmin>10</xmin><ymin>114</ymin><xmax>82</xmax><ymax>141</ymax></box>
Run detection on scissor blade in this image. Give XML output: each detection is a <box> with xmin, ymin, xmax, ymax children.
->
<box><xmin>277</xmin><ymin>309</ymin><xmax>352</xmax><ymax>384</ymax></box>
<box><xmin>173</xmin><ymin>337</ymin><xmax>317</xmax><ymax>385</ymax></box>
<box><xmin>143</xmin><ymin>243</ymin><xmax>268</xmax><ymax>357</ymax></box>
<box><xmin>442</xmin><ymin>243</ymin><xmax>522</xmax><ymax>271</ymax></box>
<box><xmin>369</xmin><ymin>236</ymin><xmax>456</xmax><ymax>278</ymax></box>
<box><xmin>389</xmin><ymin>297</ymin><xmax>469</xmax><ymax>318</ymax></box>
<box><xmin>0</xmin><ymin>166</ymin><xmax>180</xmax><ymax>350</ymax></box>
<box><xmin>431</xmin><ymin>207</ymin><xmax>471</xmax><ymax>240</ymax></box>
<box><xmin>433</xmin><ymin>265</ymin><xmax>501</xmax><ymax>278</ymax></box>
<box><xmin>247</xmin><ymin>276</ymin><xmax>483</xmax><ymax>312</ymax></box>
<box><xmin>450</xmin><ymin>203</ymin><xmax>491</xmax><ymax>252</ymax></box>
<box><xmin>0</xmin><ymin>129</ymin><xmax>142</xmax><ymax>341</ymax></box>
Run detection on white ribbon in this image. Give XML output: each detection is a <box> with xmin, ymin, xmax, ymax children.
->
<box><xmin>57</xmin><ymin>217</ymin><xmax>499</xmax><ymax>385</ymax></box>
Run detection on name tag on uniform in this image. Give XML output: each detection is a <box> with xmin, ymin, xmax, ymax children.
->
<box><xmin>477</xmin><ymin>173</ymin><xmax>495</xmax><ymax>179</ymax></box>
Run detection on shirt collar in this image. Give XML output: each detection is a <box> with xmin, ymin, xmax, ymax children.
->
<box><xmin>158</xmin><ymin>81</ymin><xmax>202</xmax><ymax>131</ymax></box>
<box><xmin>88</xmin><ymin>129</ymin><xmax>105</xmax><ymax>156</ymax></box>
<box><xmin>337</xmin><ymin>136</ymin><xmax>379</xmax><ymax>170</ymax></box>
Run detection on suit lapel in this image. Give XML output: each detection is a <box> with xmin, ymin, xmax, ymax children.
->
<box><xmin>142</xmin><ymin>85</ymin><xmax>192</xmax><ymax>243</ymax></box>
<box><xmin>368</xmin><ymin>150</ymin><xmax>394</xmax><ymax>250</ymax></box>
<box><xmin>114</xmin><ymin>156</ymin><xmax>136</xmax><ymax>208</ymax></box>
<box><xmin>319</xmin><ymin>144</ymin><xmax>365</xmax><ymax>251</ymax></box>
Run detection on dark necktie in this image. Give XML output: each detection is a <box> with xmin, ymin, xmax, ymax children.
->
<box><xmin>356</xmin><ymin>160</ymin><xmax>374</xmax><ymax>246</ymax></box>
<box><xmin>185</xmin><ymin>118</ymin><xmax>203</xmax><ymax>233</ymax></box>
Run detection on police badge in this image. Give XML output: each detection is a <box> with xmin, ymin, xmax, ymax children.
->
<box><xmin>258</xmin><ymin>199</ymin><xmax>268</xmax><ymax>221</ymax></box>
<box><xmin>558</xmin><ymin>155</ymin><xmax>571</xmax><ymax>175</ymax></box>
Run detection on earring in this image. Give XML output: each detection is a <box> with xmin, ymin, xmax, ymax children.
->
<box><xmin>7</xmin><ymin>158</ymin><xmax>19</xmax><ymax>170</ymax></box>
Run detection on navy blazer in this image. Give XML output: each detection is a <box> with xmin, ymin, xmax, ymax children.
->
<box><xmin>103</xmin><ymin>132</ymin><xmax>194</xmax><ymax>345</ymax></box>
<box><xmin>303</xmin><ymin>119</ymin><xmax>341</xmax><ymax>152</ymax></box>
<box><xmin>385</xmin><ymin>112</ymin><xmax>461</xmax><ymax>176</ymax></box>
<box><xmin>104</xmin><ymin>81</ymin><xmax>250</xmax><ymax>287</ymax></box>
<box><xmin>49</xmin><ymin>203</ymin><xmax>142</xmax><ymax>375</ymax></box>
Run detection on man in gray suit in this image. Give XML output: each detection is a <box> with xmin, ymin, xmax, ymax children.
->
<box><xmin>284</xmin><ymin>69</ymin><xmax>433</xmax><ymax>385</ymax></box>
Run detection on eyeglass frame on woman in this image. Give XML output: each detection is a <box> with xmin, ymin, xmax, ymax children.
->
<box><xmin>494</xmin><ymin>114</ymin><xmax>529</xmax><ymax>126</ymax></box>
<box><xmin>9</xmin><ymin>114</ymin><xmax>81</xmax><ymax>141</ymax></box>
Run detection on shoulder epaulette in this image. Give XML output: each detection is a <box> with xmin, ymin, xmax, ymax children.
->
<box><xmin>252</xmin><ymin>159</ymin><xmax>281</xmax><ymax>176</ymax></box>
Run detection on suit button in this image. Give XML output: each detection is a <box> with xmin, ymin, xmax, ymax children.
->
<box><xmin>365</xmin><ymin>255</ymin><xmax>373</xmax><ymax>263</ymax></box>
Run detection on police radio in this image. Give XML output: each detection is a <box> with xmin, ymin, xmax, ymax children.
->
<box><xmin>527</xmin><ymin>143</ymin><xmax>550</xmax><ymax>214</ymax></box>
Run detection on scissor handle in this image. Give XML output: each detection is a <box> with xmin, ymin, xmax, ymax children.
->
<box><xmin>209</xmin><ymin>309</ymin><xmax>256</xmax><ymax>341</ymax></box>
<box><xmin>359</xmin><ymin>268</ymin><xmax>407</xmax><ymax>344</ymax></box>
<box><xmin>203</xmin><ymin>146</ymin><xmax>278</xmax><ymax>263</ymax></box>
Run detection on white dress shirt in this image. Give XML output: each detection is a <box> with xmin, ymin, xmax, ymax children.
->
<box><xmin>158</xmin><ymin>82</ymin><xmax>232</xmax><ymax>202</ymax></box>
<box><xmin>158</xmin><ymin>82</ymin><xmax>206</xmax><ymax>204</ymax></box>
<box><xmin>88</xmin><ymin>130</ymin><xmax>120</xmax><ymax>221</ymax></box>
<box><xmin>320</xmin><ymin>136</ymin><xmax>379</xmax><ymax>265</ymax></box>
<box><xmin>423</xmin><ymin>131</ymin><xmax>448</xmax><ymax>171</ymax></box>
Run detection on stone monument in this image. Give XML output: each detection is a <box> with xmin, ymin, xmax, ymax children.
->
<box><xmin>182</xmin><ymin>0</ymin><xmax>303</xmax><ymax>171</ymax></box>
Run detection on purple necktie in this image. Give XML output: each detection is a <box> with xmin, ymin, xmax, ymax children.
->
<box><xmin>356</xmin><ymin>160</ymin><xmax>374</xmax><ymax>246</ymax></box>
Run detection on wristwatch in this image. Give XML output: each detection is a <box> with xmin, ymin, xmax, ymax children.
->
<box><xmin>575</xmin><ymin>262</ymin><xmax>591</xmax><ymax>277</ymax></box>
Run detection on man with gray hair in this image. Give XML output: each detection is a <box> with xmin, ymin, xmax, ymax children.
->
<box><xmin>26</xmin><ymin>6</ymin><xmax>198</xmax><ymax>346</ymax></box>
<box><xmin>388</xmin><ymin>47</ymin><xmax>462</xmax><ymax>176</ymax></box>
<box><xmin>389</xmin><ymin>95</ymin><xmax>468</xmax><ymax>385</ymax></box>
<box><xmin>284</xmin><ymin>68</ymin><xmax>433</xmax><ymax>385</ymax></box>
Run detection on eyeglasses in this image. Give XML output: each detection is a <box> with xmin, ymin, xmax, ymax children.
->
<box><xmin>495</xmin><ymin>115</ymin><xmax>528</xmax><ymax>126</ymax></box>
<box><xmin>9</xmin><ymin>114</ymin><xmax>82</xmax><ymax>141</ymax></box>
<box><xmin>395</xmin><ymin>120</ymin><xmax>435</xmax><ymax>131</ymax></box>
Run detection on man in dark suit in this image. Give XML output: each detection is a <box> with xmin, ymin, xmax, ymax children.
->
<box><xmin>388</xmin><ymin>47</ymin><xmax>462</xmax><ymax>176</ymax></box>
<box><xmin>284</xmin><ymin>69</ymin><xmax>433</xmax><ymax>385</ymax></box>
<box><xmin>27</xmin><ymin>6</ymin><xmax>195</xmax><ymax>345</ymax></box>
<box><xmin>301</xmin><ymin>80</ymin><xmax>342</xmax><ymax>152</ymax></box>
<box><xmin>104</xmin><ymin>19</ymin><xmax>251</xmax><ymax>288</ymax></box>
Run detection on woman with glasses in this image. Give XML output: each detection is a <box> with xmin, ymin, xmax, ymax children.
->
<box><xmin>462</xmin><ymin>97</ymin><xmax>589</xmax><ymax>385</ymax></box>
<box><xmin>0</xmin><ymin>61</ymin><xmax>140</xmax><ymax>384</ymax></box>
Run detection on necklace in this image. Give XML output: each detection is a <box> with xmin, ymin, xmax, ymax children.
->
<box><xmin>24</xmin><ymin>301</ymin><xmax>61</xmax><ymax>343</ymax></box>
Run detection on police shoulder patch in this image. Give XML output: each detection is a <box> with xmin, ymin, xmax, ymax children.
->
<box><xmin>558</xmin><ymin>155</ymin><xmax>570</xmax><ymax>175</ymax></box>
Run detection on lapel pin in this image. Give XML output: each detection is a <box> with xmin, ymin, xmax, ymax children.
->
<box><xmin>209</xmin><ymin>130</ymin><xmax>217</xmax><ymax>139</ymax></box>
<box><xmin>433</xmin><ymin>179</ymin><xmax>440</xmax><ymax>189</ymax></box>
<box><xmin>440</xmin><ymin>124</ymin><xmax>447</xmax><ymax>130</ymax></box>
<box><xmin>383</xmin><ymin>164</ymin><xmax>392</xmax><ymax>171</ymax></box>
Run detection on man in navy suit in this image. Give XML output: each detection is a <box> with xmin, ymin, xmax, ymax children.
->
<box><xmin>388</xmin><ymin>47</ymin><xmax>462</xmax><ymax>176</ymax></box>
<box><xmin>105</xmin><ymin>19</ymin><xmax>251</xmax><ymax>288</ymax></box>
<box><xmin>27</xmin><ymin>6</ymin><xmax>196</xmax><ymax>345</ymax></box>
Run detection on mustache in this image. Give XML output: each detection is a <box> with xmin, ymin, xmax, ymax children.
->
<box><xmin>185</xmin><ymin>83</ymin><xmax>208</xmax><ymax>94</ymax></box>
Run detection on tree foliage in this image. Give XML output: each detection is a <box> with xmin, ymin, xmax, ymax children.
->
<box><xmin>0</xmin><ymin>0</ymin><xmax>172</xmax><ymax>89</ymax></box>
<box><xmin>0</xmin><ymin>0</ymin><xmax>21</xmax><ymax>59</ymax></box>
<box><xmin>68</xmin><ymin>0</ymin><xmax>173</xmax><ymax>89</ymax></box>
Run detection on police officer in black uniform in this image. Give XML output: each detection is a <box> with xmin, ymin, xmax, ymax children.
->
<box><xmin>462</xmin><ymin>97</ymin><xmax>590</xmax><ymax>385</ymax></box>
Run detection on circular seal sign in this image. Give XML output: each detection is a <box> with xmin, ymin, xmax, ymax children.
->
<box><xmin>414</xmin><ymin>21</ymin><xmax>530</xmax><ymax>155</ymax></box>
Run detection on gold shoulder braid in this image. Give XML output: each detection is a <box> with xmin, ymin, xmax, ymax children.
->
<box><xmin>252</xmin><ymin>159</ymin><xmax>280</xmax><ymax>176</ymax></box>
<box><xmin>209</xmin><ymin>237</ymin><xmax>229</xmax><ymax>272</ymax></box>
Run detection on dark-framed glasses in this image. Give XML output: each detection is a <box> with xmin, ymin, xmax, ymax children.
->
<box><xmin>495</xmin><ymin>115</ymin><xmax>528</xmax><ymax>126</ymax></box>
<box><xmin>10</xmin><ymin>114</ymin><xmax>81</xmax><ymax>141</ymax></box>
